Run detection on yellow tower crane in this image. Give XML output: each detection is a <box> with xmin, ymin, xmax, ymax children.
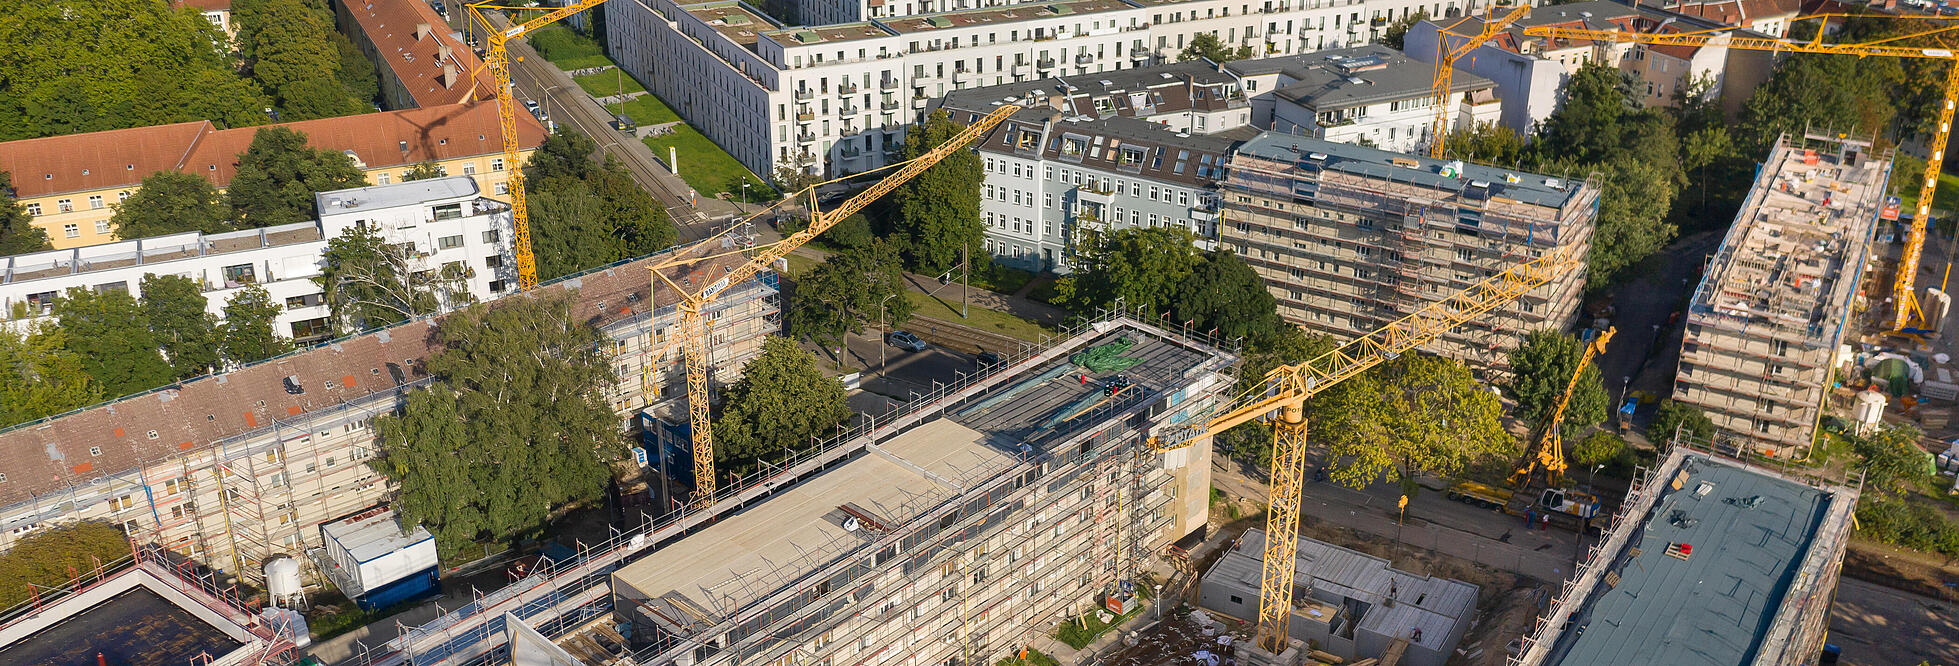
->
<box><xmin>1148</xmin><ymin>243</ymin><xmax>1584</xmax><ymax>654</ymax></box>
<box><xmin>1509</xmin><ymin>327</ymin><xmax>1614</xmax><ymax>491</ymax></box>
<box><xmin>652</xmin><ymin>105</ymin><xmax>1021</xmax><ymax>506</ymax></box>
<box><xmin>1520</xmin><ymin>17</ymin><xmax>1959</xmax><ymax>331</ymax></box>
<box><xmin>465</xmin><ymin>0</ymin><xmax>618</xmax><ymax>291</ymax></box>
<box><xmin>1426</xmin><ymin>4</ymin><xmax>1532</xmax><ymax>159</ymax></box>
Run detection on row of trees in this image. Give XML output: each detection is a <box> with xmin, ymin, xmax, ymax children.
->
<box><xmin>111</xmin><ymin>126</ymin><xmax>370</xmax><ymax>238</ymax></box>
<box><xmin>0</xmin><ymin>0</ymin><xmax>381</xmax><ymax>142</ymax></box>
<box><xmin>0</xmin><ymin>277</ymin><xmax>291</xmax><ymax>427</ymax></box>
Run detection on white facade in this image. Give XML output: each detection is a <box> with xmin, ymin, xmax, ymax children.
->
<box><xmin>607</xmin><ymin>0</ymin><xmax>1468</xmax><ymax>179</ymax></box>
<box><xmin>1230</xmin><ymin>45</ymin><xmax>1501</xmax><ymax>154</ymax></box>
<box><xmin>0</xmin><ymin>176</ymin><xmax>515</xmax><ymax>344</ymax></box>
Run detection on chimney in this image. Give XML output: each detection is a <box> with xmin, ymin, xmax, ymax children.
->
<box><xmin>438</xmin><ymin>44</ymin><xmax>453</xmax><ymax>61</ymax></box>
<box><xmin>441</xmin><ymin>63</ymin><xmax>459</xmax><ymax>89</ymax></box>
<box><xmin>416</xmin><ymin>23</ymin><xmax>432</xmax><ymax>41</ymax></box>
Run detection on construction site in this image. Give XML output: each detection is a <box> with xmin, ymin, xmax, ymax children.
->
<box><xmin>1672</xmin><ymin>132</ymin><xmax>1892</xmax><ymax>457</ymax></box>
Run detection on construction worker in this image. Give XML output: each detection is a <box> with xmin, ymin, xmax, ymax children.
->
<box><xmin>1524</xmin><ymin>508</ymin><xmax>1536</xmax><ymax>528</ymax></box>
<box><xmin>1539</xmin><ymin>513</ymin><xmax>1551</xmax><ymax>531</ymax></box>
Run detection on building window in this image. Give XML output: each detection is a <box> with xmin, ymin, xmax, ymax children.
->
<box><xmin>432</xmin><ymin>203</ymin><xmax>464</xmax><ymax>220</ymax></box>
<box><xmin>286</xmin><ymin>293</ymin><xmax>324</xmax><ymax>309</ymax></box>
<box><xmin>377</xmin><ymin>173</ymin><xmax>391</xmax><ymax>185</ymax></box>
<box><xmin>63</xmin><ymin>224</ymin><xmax>79</xmax><ymax>238</ymax></box>
<box><xmin>109</xmin><ymin>494</ymin><xmax>133</xmax><ymax>512</ymax></box>
<box><xmin>118</xmin><ymin>191</ymin><xmax>131</xmax><ymax>202</ymax></box>
<box><xmin>438</xmin><ymin>234</ymin><xmax>464</xmax><ymax>250</ymax></box>
<box><xmin>491</xmin><ymin>158</ymin><xmax>505</xmax><ymax>171</ymax></box>
<box><xmin>485</xmin><ymin>255</ymin><xmax>503</xmax><ymax>268</ymax></box>
<box><xmin>57</xmin><ymin>199</ymin><xmax>72</xmax><ymax>212</ymax></box>
<box><xmin>462</xmin><ymin>163</ymin><xmax>477</xmax><ymax>175</ymax></box>
<box><xmin>95</xmin><ymin>220</ymin><xmax>110</xmax><ymax>234</ymax></box>
<box><xmin>489</xmin><ymin>279</ymin><xmax>507</xmax><ymax>292</ymax></box>
<box><xmin>87</xmin><ymin>195</ymin><xmax>104</xmax><ymax>209</ymax></box>
<box><xmin>494</xmin><ymin>182</ymin><xmax>510</xmax><ymax>195</ymax></box>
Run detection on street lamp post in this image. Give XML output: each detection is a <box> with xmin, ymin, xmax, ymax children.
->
<box><xmin>878</xmin><ymin>293</ymin><xmax>897</xmax><ymax>377</ymax></box>
<box><xmin>1153</xmin><ymin>583</ymin><xmax>1165</xmax><ymax>624</ymax></box>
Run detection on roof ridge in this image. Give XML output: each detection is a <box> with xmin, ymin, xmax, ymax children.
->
<box><xmin>171</xmin><ymin>120</ymin><xmax>219</xmax><ymax>174</ymax></box>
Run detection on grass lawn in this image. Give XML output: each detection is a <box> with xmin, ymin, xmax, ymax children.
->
<box><xmin>609</xmin><ymin>94</ymin><xmax>680</xmax><ymax>126</ymax></box>
<box><xmin>527</xmin><ymin>25</ymin><xmax>612</xmax><ymax>71</ymax></box>
<box><xmin>782</xmin><ymin>253</ymin><xmax>820</xmax><ymax>278</ymax></box>
<box><xmin>904</xmin><ymin>291</ymin><xmax>1053</xmax><ymax>342</ymax></box>
<box><xmin>1897</xmin><ymin>171</ymin><xmax>1959</xmax><ymax>217</ymax></box>
<box><xmin>642</xmin><ymin>126</ymin><xmax>776</xmax><ymax>201</ymax></box>
<box><xmin>575</xmin><ymin>70</ymin><xmax>646</xmax><ymax>97</ymax></box>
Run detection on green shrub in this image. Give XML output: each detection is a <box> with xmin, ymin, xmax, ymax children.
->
<box><xmin>995</xmin><ymin>650</ymin><xmax>1062</xmax><ymax>666</ymax></box>
<box><xmin>529</xmin><ymin>27</ymin><xmax>602</xmax><ymax>64</ymax></box>
<box><xmin>0</xmin><ymin>522</ymin><xmax>131</xmax><ymax>609</ymax></box>
<box><xmin>1856</xmin><ymin>497</ymin><xmax>1959</xmax><ymax>560</ymax></box>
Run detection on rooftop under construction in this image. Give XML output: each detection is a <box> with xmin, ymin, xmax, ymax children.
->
<box><xmin>1672</xmin><ymin>132</ymin><xmax>1891</xmax><ymax>455</ymax></box>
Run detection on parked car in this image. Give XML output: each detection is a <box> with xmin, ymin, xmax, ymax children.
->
<box><xmin>975</xmin><ymin>351</ymin><xmax>1003</xmax><ymax>369</ymax></box>
<box><xmin>886</xmin><ymin>331</ymin><xmax>927</xmax><ymax>352</ymax></box>
<box><xmin>523</xmin><ymin>99</ymin><xmax>541</xmax><ymax>114</ymax></box>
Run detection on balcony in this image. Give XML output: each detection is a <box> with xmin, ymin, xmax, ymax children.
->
<box><xmin>883</xmin><ymin>120</ymin><xmax>902</xmax><ymax>131</ymax></box>
<box><xmin>1075</xmin><ymin>185</ymin><xmax>1115</xmax><ymax>206</ymax></box>
<box><xmin>881</xmin><ymin>99</ymin><xmax>900</xmax><ymax>111</ymax></box>
<box><xmin>1011</xmin><ymin>62</ymin><xmax>1031</xmax><ymax>76</ymax></box>
<box><xmin>952</xmin><ymin>69</ymin><xmax>972</xmax><ymax>83</ymax></box>
<box><xmin>841</xmin><ymin>144</ymin><xmax>863</xmax><ymax>158</ymax></box>
<box><xmin>1074</xmin><ymin>52</ymin><xmax>1094</xmax><ymax>64</ymax></box>
<box><xmin>842</xmin><ymin>102</ymin><xmax>860</xmax><ymax>115</ymax></box>
<box><xmin>881</xmin><ymin>77</ymin><xmax>899</xmax><ymax>90</ymax></box>
<box><xmin>797</xmin><ymin>130</ymin><xmax>816</xmax><ymax>143</ymax></box>
<box><xmin>1037</xmin><ymin>57</ymin><xmax>1056</xmax><ymax>69</ymax></box>
<box><xmin>911</xmin><ymin>96</ymin><xmax>929</xmax><ymax>110</ymax></box>
<box><xmin>795</xmin><ymin>89</ymin><xmax>814</xmax><ymax>101</ymax></box>
<box><xmin>839</xmin><ymin>82</ymin><xmax>859</xmax><ymax>95</ymax></box>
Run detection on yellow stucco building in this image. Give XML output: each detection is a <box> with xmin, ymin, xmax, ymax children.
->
<box><xmin>0</xmin><ymin>103</ymin><xmax>547</xmax><ymax>250</ymax></box>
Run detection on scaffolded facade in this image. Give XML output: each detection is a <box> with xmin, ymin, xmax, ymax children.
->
<box><xmin>1220</xmin><ymin>133</ymin><xmax>1598</xmax><ymax>372</ymax></box>
<box><xmin>1673</xmin><ymin>132</ymin><xmax>1889</xmax><ymax>455</ymax></box>
<box><xmin>0</xmin><ymin>251</ymin><xmax>779</xmax><ymax>587</ymax></box>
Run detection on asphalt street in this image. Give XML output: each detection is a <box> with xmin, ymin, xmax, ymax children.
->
<box><xmin>1591</xmin><ymin>230</ymin><xmax>1724</xmax><ymax>438</ymax></box>
<box><xmin>832</xmin><ymin>329</ymin><xmax>987</xmax><ymax>398</ymax></box>
<box><xmin>1828</xmin><ymin>577</ymin><xmax>1959</xmax><ymax>666</ymax></box>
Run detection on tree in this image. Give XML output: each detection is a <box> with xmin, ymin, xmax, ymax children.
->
<box><xmin>111</xmin><ymin>171</ymin><xmax>232</xmax><ymax>239</ymax></box>
<box><xmin>525</xmin><ymin>130</ymin><xmax>602</xmax><ymax>185</ymax></box>
<box><xmin>1506</xmin><ymin>330</ymin><xmax>1609</xmax><ymax>436</ymax></box>
<box><xmin>713</xmin><ymin>337</ymin><xmax>852</xmax><ymax>477</ymax></box>
<box><xmin>1737</xmin><ymin>53</ymin><xmax>1899</xmax><ymax>155</ymax></box>
<box><xmin>1534</xmin><ymin>63</ymin><xmax>1640</xmax><ymax>165</ymax></box>
<box><xmin>227</xmin><ymin>127</ymin><xmax>367</xmax><ymax>228</ymax></box>
<box><xmin>891</xmin><ymin>110</ymin><xmax>984</xmax><ymax>273</ymax></box>
<box><xmin>1382</xmin><ymin>10</ymin><xmax>1428</xmax><ymax>50</ymax></box>
<box><xmin>219</xmin><ymin>284</ymin><xmax>292</xmax><ymax>366</ymax></box>
<box><xmin>773</xmin><ymin>165</ymin><xmax>822</xmax><ymax>195</ymax></box>
<box><xmin>1849</xmin><ymin>424</ymin><xmax>1931</xmax><ymax>496</ymax></box>
<box><xmin>1172</xmin><ymin>250</ymin><xmax>1285</xmax><ymax>346</ymax></box>
<box><xmin>402</xmin><ymin>162</ymin><xmax>446</xmax><ymax>182</ymax></box>
<box><xmin>1216</xmin><ymin>328</ymin><xmax>1337</xmax><ymax>468</ymax></box>
<box><xmin>1680</xmin><ymin>125</ymin><xmax>1737</xmax><ymax>215</ymax></box>
<box><xmin>1315</xmin><ymin>353</ymin><xmax>1511</xmax><ymax>488</ymax></box>
<box><xmin>236</xmin><ymin>0</ymin><xmax>364</xmax><ymax>117</ymax></box>
<box><xmin>0</xmin><ymin>1</ymin><xmax>271</xmax><ymax>140</ymax></box>
<box><xmin>373</xmin><ymin>292</ymin><xmax>619</xmax><ymax>550</ymax></box>
<box><xmin>0</xmin><ymin>324</ymin><xmax>99</xmax><ymax>427</ymax></box>
<box><xmin>1176</xmin><ymin>32</ymin><xmax>1252</xmax><ymax>63</ymax></box>
<box><xmin>1442</xmin><ymin>123</ymin><xmax>1527</xmax><ymax>165</ymax></box>
<box><xmin>1056</xmin><ymin>226</ymin><xmax>1203</xmax><ymax>316</ymax></box>
<box><xmin>0</xmin><ymin>522</ymin><xmax>131</xmax><ymax>609</ymax></box>
<box><xmin>0</xmin><ymin>173</ymin><xmax>53</xmax><ymax>255</ymax></box>
<box><xmin>276</xmin><ymin>77</ymin><xmax>368</xmax><ymax>121</ymax></box>
<box><xmin>316</xmin><ymin>225</ymin><xmax>461</xmax><ymax>334</ymax></box>
<box><xmin>789</xmin><ymin>240</ymin><xmax>914</xmax><ymax>343</ymax></box>
<box><xmin>1571</xmin><ymin>431</ymin><xmax>1627</xmax><ymax>468</ymax></box>
<box><xmin>523</xmin><ymin>131</ymin><xmax>676</xmax><ymax>280</ymax></box>
<box><xmin>332</xmin><ymin>32</ymin><xmax>380</xmax><ymax>108</ymax></box>
<box><xmin>53</xmin><ymin>288</ymin><xmax>174</xmax><ymax>398</ymax></box>
<box><xmin>1648</xmin><ymin>399</ymin><xmax>1715</xmax><ymax>444</ymax></box>
<box><xmin>140</xmin><ymin>274</ymin><xmax>220</xmax><ymax>378</ymax></box>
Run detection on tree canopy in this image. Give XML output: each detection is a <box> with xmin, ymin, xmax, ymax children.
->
<box><xmin>1315</xmin><ymin>353</ymin><xmax>1511</xmax><ymax>488</ymax></box>
<box><xmin>1057</xmin><ymin>226</ymin><xmax>1204</xmax><ymax>316</ymax></box>
<box><xmin>0</xmin><ymin>324</ymin><xmax>100</xmax><ymax>426</ymax></box>
<box><xmin>227</xmin><ymin>127</ymin><xmax>367</xmax><ymax>228</ymax></box>
<box><xmin>523</xmin><ymin>131</ymin><xmax>678</xmax><ymax>281</ymax></box>
<box><xmin>54</xmin><ymin>288</ymin><xmax>176</xmax><ymax>398</ymax></box>
<box><xmin>0</xmin><ymin>173</ymin><xmax>54</xmax><ymax>255</ymax></box>
<box><xmin>1847</xmin><ymin>424</ymin><xmax>1930</xmax><ymax>496</ymax></box>
<box><xmin>374</xmin><ymin>292</ymin><xmax>619</xmax><ymax>550</ymax></box>
<box><xmin>789</xmin><ymin>240</ymin><xmax>914</xmax><ymax>343</ymax></box>
<box><xmin>1176</xmin><ymin>32</ymin><xmax>1252</xmax><ymax>63</ymax></box>
<box><xmin>316</xmin><ymin>225</ymin><xmax>466</xmax><ymax>334</ymax></box>
<box><xmin>1506</xmin><ymin>329</ymin><xmax>1610</xmax><ymax>437</ymax></box>
<box><xmin>140</xmin><ymin>274</ymin><xmax>221</xmax><ymax>378</ymax></box>
<box><xmin>1381</xmin><ymin>10</ymin><xmax>1428</xmax><ymax>51</ymax></box>
<box><xmin>0</xmin><ymin>522</ymin><xmax>131</xmax><ymax>609</ymax></box>
<box><xmin>1172</xmin><ymin>249</ymin><xmax>1285</xmax><ymax>346</ymax></box>
<box><xmin>891</xmin><ymin>111</ymin><xmax>984</xmax><ymax>273</ymax></box>
<box><xmin>1648</xmin><ymin>399</ymin><xmax>1715</xmax><ymax>444</ymax></box>
<box><xmin>111</xmin><ymin>171</ymin><xmax>233</xmax><ymax>239</ymax></box>
<box><xmin>713</xmin><ymin>337</ymin><xmax>852</xmax><ymax>478</ymax></box>
<box><xmin>219</xmin><ymin>284</ymin><xmax>292</xmax><ymax>366</ymax></box>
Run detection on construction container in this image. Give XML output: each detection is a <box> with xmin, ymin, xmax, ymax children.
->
<box><xmin>320</xmin><ymin>507</ymin><xmax>440</xmax><ymax>611</ymax></box>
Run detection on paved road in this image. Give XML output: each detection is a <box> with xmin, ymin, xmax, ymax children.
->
<box><xmin>487</xmin><ymin>12</ymin><xmax>745</xmax><ymax>242</ymax></box>
<box><xmin>1592</xmin><ymin>231</ymin><xmax>1723</xmax><ymax>438</ymax></box>
<box><xmin>1829</xmin><ymin>576</ymin><xmax>1959</xmax><ymax>666</ymax></box>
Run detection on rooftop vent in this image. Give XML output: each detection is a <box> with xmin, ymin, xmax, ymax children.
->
<box><xmin>1345</xmin><ymin>76</ymin><xmax>1367</xmax><ymax>85</ymax></box>
<box><xmin>1544</xmin><ymin>177</ymin><xmax>1564</xmax><ymax>189</ymax></box>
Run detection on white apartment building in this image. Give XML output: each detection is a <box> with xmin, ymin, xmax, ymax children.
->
<box><xmin>1226</xmin><ymin>44</ymin><xmax>1499</xmax><ymax>154</ymax></box>
<box><xmin>969</xmin><ymin>114</ymin><xmax>1239</xmax><ymax>272</ymax></box>
<box><xmin>934</xmin><ymin>59</ymin><xmax>1255</xmax><ymax>134</ymax></box>
<box><xmin>1404</xmin><ymin>2</ymin><xmax>1773</xmax><ymax>132</ymax></box>
<box><xmin>0</xmin><ymin>177</ymin><xmax>515</xmax><ymax>345</ymax></box>
<box><xmin>606</xmin><ymin>0</ymin><xmax>1473</xmax><ymax>179</ymax></box>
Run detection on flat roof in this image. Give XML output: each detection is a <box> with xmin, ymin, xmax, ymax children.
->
<box><xmin>317</xmin><ymin>175</ymin><xmax>480</xmax><ymax>214</ymax></box>
<box><xmin>881</xmin><ymin>0</ymin><xmax>1132</xmax><ymax>34</ymax></box>
<box><xmin>1542</xmin><ymin>454</ymin><xmax>1834</xmax><ymax>665</ymax></box>
<box><xmin>1224</xmin><ymin>45</ymin><xmax>1494</xmax><ymax>110</ymax></box>
<box><xmin>685</xmin><ymin>1</ymin><xmax>780</xmax><ymax>48</ymax></box>
<box><xmin>1689</xmin><ymin>134</ymin><xmax>1888</xmax><ymax>343</ymax></box>
<box><xmin>1233</xmin><ymin>132</ymin><xmax>1588</xmax><ymax>210</ymax></box>
<box><xmin>1208</xmin><ymin>529</ymin><xmax>1478</xmax><ymax>653</ymax></box>
<box><xmin>324</xmin><ymin>509</ymin><xmax>434</xmax><ymax>564</ymax></box>
<box><xmin>763</xmin><ymin>21</ymin><xmax>896</xmax><ymax>46</ymax></box>
<box><xmin>2</xmin><ymin>222</ymin><xmax>324</xmax><ymax>285</ymax></box>
<box><xmin>0</xmin><ymin>587</ymin><xmax>245</xmax><ymax>665</ymax></box>
<box><xmin>615</xmin><ymin>326</ymin><xmax>1216</xmax><ymax>620</ymax></box>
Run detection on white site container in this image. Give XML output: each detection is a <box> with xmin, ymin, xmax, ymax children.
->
<box><xmin>320</xmin><ymin>507</ymin><xmax>438</xmax><ymax>596</ymax></box>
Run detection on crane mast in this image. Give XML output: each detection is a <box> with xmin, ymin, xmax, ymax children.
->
<box><xmin>1510</xmin><ymin>327</ymin><xmax>1613</xmax><ymax>490</ymax></box>
<box><xmin>1519</xmin><ymin>18</ymin><xmax>1959</xmax><ymax>331</ymax></box>
<box><xmin>1150</xmin><ymin>242</ymin><xmax>1584</xmax><ymax>653</ymax></box>
<box><xmin>653</xmin><ymin>105</ymin><xmax>1021</xmax><ymax>506</ymax></box>
<box><xmin>1426</xmin><ymin>5</ymin><xmax>1531</xmax><ymax>159</ymax></box>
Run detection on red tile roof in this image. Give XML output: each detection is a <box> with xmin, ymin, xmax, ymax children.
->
<box><xmin>339</xmin><ymin>0</ymin><xmax>494</xmax><ymax>108</ymax></box>
<box><xmin>0</xmin><ymin>122</ymin><xmax>214</xmax><ymax>199</ymax></box>
<box><xmin>0</xmin><ymin>103</ymin><xmax>546</xmax><ymax>198</ymax></box>
<box><xmin>0</xmin><ymin>250</ymin><xmax>751</xmax><ymax>508</ymax></box>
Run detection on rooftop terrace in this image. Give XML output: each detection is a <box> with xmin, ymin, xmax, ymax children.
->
<box><xmin>1689</xmin><ymin>133</ymin><xmax>1889</xmax><ymax>343</ymax></box>
<box><xmin>763</xmin><ymin>21</ymin><xmax>896</xmax><ymax>46</ymax></box>
<box><xmin>1233</xmin><ymin>132</ymin><xmax>1591</xmax><ymax>210</ymax></box>
<box><xmin>2</xmin><ymin>222</ymin><xmax>325</xmax><ymax>285</ymax></box>
<box><xmin>688</xmin><ymin>1</ymin><xmax>781</xmax><ymax>48</ymax></box>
